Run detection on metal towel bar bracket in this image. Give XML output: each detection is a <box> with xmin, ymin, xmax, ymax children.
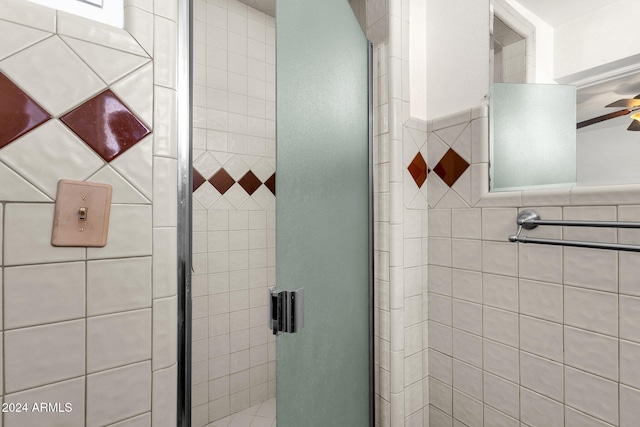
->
<box><xmin>508</xmin><ymin>209</ymin><xmax>640</xmax><ymax>252</ymax></box>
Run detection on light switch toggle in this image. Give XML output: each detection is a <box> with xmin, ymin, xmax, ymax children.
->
<box><xmin>51</xmin><ymin>180</ymin><xmax>112</xmax><ymax>247</ymax></box>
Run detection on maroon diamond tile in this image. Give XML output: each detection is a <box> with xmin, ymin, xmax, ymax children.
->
<box><xmin>60</xmin><ymin>89</ymin><xmax>150</xmax><ymax>162</ymax></box>
<box><xmin>0</xmin><ymin>72</ymin><xmax>50</xmax><ymax>149</ymax></box>
<box><xmin>407</xmin><ymin>152</ymin><xmax>428</xmax><ymax>188</ymax></box>
<box><xmin>209</xmin><ymin>168</ymin><xmax>235</xmax><ymax>195</ymax></box>
<box><xmin>238</xmin><ymin>170</ymin><xmax>262</xmax><ymax>195</ymax></box>
<box><xmin>433</xmin><ymin>148</ymin><xmax>469</xmax><ymax>187</ymax></box>
<box><xmin>264</xmin><ymin>173</ymin><xmax>276</xmax><ymax>195</ymax></box>
<box><xmin>193</xmin><ymin>168</ymin><xmax>206</xmax><ymax>192</ymax></box>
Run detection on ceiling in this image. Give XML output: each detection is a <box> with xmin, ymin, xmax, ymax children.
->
<box><xmin>237</xmin><ymin>0</ymin><xmax>275</xmax><ymax>17</ymax></box>
<box><xmin>514</xmin><ymin>0</ymin><xmax>620</xmax><ymax>26</ymax></box>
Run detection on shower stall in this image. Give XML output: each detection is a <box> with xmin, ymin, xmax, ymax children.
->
<box><xmin>182</xmin><ymin>0</ymin><xmax>374</xmax><ymax>425</ymax></box>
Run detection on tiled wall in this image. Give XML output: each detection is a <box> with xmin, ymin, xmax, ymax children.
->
<box><xmin>375</xmin><ymin>0</ymin><xmax>431</xmax><ymax>425</ymax></box>
<box><xmin>421</xmin><ymin>105</ymin><xmax>640</xmax><ymax>427</ymax></box>
<box><xmin>190</xmin><ymin>0</ymin><xmax>276</xmax><ymax>424</ymax></box>
<box><xmin>0</xmin><ymin>0</ymin><xmax>178</xmax><ymax>426</ymax></box>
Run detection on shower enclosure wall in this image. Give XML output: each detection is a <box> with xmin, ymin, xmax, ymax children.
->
<box><xmin>190</xmin><ymin>1</ymin><xmax>276</xmax><ymax>424</ymax></box>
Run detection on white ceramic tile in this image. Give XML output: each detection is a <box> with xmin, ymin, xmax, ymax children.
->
<box><xmin>564</xmin><ymin>247</ymin><xmax>617</xmax><ymax>293</ymax></box>
<box><xmin>87</xmin><ymin>257</ymin><xmax>151</xmax><ymax>316</ymax></box>
<box><xmin>621</xmin><ymin>340</ymin><xmax>640</xmax><ymax>389</ymax></box>
<box><xmin>483</xmin><ymin>306</ymin><xmax>518</xmax><ymax>347</ymax></box>
<box><xmin>152</xmin><ymin>365</ymin><xmax>177</xmax><ymax>427</ymax></box>
<box><xmin>565</xmin><ymin>326</ymin><xmax>618</xmax><ymax>381</ymax></box>
<box><xmin>429</xmin><ymin>322</ymin><xmax>452</xmax><ymax>356</ymax></box>
<box><xmin>4</xmin><ymin>203</ymin><xmax>85</xmax><ymax>266</ymax></box>
<box><xmin>483</xmin><ymin>339</ymin><xmax>519</xmax><ymax>383</ymax></box>
<box><xmin>565</xmin><ymin>406</ymin><xmax>614</xmax><ymax>427</ymax></box>
<box><xmin>0</xmin><ymin>160</ymin><xmax>50</xmax><ymax>202</ymax></box>
<box><xmin>153</xmin><ymin>157</ymin><xmax>178</xmax><ymax>227</ymax></box>
<box><xmin>430</xmin><ymin>405</ymin><xmax>453</xmax><ymax>427</ymax></box>
<box><xmin>405</xmin><ymin>379</ymin><xmax>423</xmax><ymax>416</ymax></box>
<box><xmin>520</xmin><ymin>387</ymin><xmax>563</xmax><ymax>427</ymax></box>
<box><xmin>429</xmin><ymin>377</ymin><xmax>453</xmax><ymax>414</ymax></box>
<box><xmin>86</xmin><ymin>361</ymin><xmax>151</xmax><ymax>427</ymax></box>
<box><xmin>5</xmin><ymin>319</ymin><xmax>85</xmax><ymax>393</ymax></box>
<box><xmin>483</xmin><ymin>372</ymin><xmax>519</xmax><ymax>419</ymax></box>
<box><xmin>153</xmin><ymin>227</ymin><xmax>178</xmax><ymax>299</ymax></box>
<box><xmin>518</xmin><ymin>244</ymin><xmax>562</xmax><ymax>284</ymax></box>
<box><xmin>429</xmin><ymin>209</ymin><xmax>451</xmax><ymax>238</ymax></box>
<box><xmin>520</xmin><ymin>351</ymin><xmax>563</xmax><ymax>402</ymax></box>
<box><xmin>88</xmin><ymin>309</ymin><xmax>152</xmax><ymax>373</ymax></box>
<box><xmin>88</xmin><ymin>166</ymin><xmax>150</xmax><ymax>204</ymax></box>
<box><xmin>427</xmin><ymin>174</ymin><xmax>449</xmax><ymax>208</ymax></box>
<box><xmin>4</xmin><ymin>262</ymin><xmax>85</xmax><ymax>329</ymax></box>
<box><xmin>124</xmin><ymin>5</ymin><xmax>154</xmax><ymax>55</ymax></box>
<box><xmin>475</xmin><ymin>190</ymin><xmax>522</xmax><ymax>208</ymax></box>
<box><xmin>519</xmin><ymin>279</ymin><xmax>562</xmax><ymax>323</ymax></box>
<box><xmin>0</xmin><ymin>120</ymin><xmax>104</xmax><ymax>198</ymax></box>
<box><xmin>470</xmin><ymin>117</ymin><xmax>489</xmax><ymax>164</ymax></box>
<box><xmin>429</xmin><ymin>265</ymin><xmax>452</xmax><ymax>296</ymax></box>
<box><xmin>433</xmin><ymin>123</ymin><xmax>467</xmax><ymax>146</ymax></box>
<box><xmin>452</xmin><ymin>269</ymin><xmax>482</xmax><ymax>303</ymax></box>
<box><xmin>620</xmin><ymin>384</ymin><xmax>640</xmax><ymax>427</ymax></box>
<box><xmin>0</xmin><ymin>18</ymin><xmax>50</xmax><ymax>62</ymax></box>
<box><xmin>111</xmin><ymin>62</ymin><xmax>154</xmax><ymax>129</ymax></box>
<box><xmin>87</xmin><ymin>204</ymin><xmax>151</xmax><ymax>259</ymax></box>
<box><xmin>451</xmin><ymin>125</ymin><xmax>471</xmax><ymax>164</ymax></box>
<box><xmin>429</xmin><ymin>294</ymin><xmax>451</xmax><ymax>326</ymax></box>
<box><xmin>110</xmin><ymin>412</ymin><xmax>151</xmax><ymax>427</ymax></box>
<box><xmin>519</xmin><ymin>315</ymin><xmax>563</xmax><ymax>362</ymax></box>
<box><xmin>3</xmin><ymin>377</ymin><xmax>85</xmax><ymax>427</ymax></box>
<box><xmin>452</xmin><ymin>389</ymin><xmax>482</xmax><ymax>427</ymax></box>
<box><xmin>483</xmin><ymin>405</ymin><xmax>519</xmax><ymax>427</ymax></box>
<box><xmin>428</xmin><ymin>237</ymin><xmax>451</xmax><ymax>267</ymax></box>
<box><xmin>61</xmin><ymin>35</ymin><xmax>150</xmax><ymax>86</ymax></box>
<box><xmin>451</xmin><ymin>239</ymin><xmax>482</xmax><ymax>271</ymax></box>
<box><xmin>110</xmin><ymin>136</ymin><xmax>153</xmax><ymax>200</ymax></box>
<box><xmin>570</xmin><ymin>184</ymin><xmax>640</xmax><ymax>206</ymax></box>
<box><xmin>481</xmin><ymin>208</ymin><xmax>516</xmax><ymax>242</ymax></box>
<box><xmin>0</xmin><ymin>36</ymin><xmax>105</xmax><ymax>115</ymax></box>
<box><xmin>482</xmin><ymin>273</ymin><xmax>517</xmax><ymax>312</ymax></box>
<box><xmin>482</xmin><ymin>241</ymin><xmax>518</xmax><ymax>277</ymax></box>
<box><xmin>57</xmin><ymin>11</ymin><xmax>148</xmax><ymax>56</ymax></box>
<box><xmin>452</xmin><ymin>330</ymin><xmax>482</xmax><ymax>368</ymax></box>
<box><xmin>452</xmin><ymin>299</ymin><xmax>482</xmax><ymax>336</ymax></box>
<box><xmin>0</xmin><ymin>0</ymin><xmax>56</xmax><ymax>32</ymax></box>
<box><xmin>153</xmin><ymin>296</ymin><xmax>177</xmax><ymax>370</ymax></box>
<box><xmin>620</xmin><ymin>295</ymin><xmax>640</xmax><ymax>343</ymax></box>
<box><xmin>564</xmin><ymin>286</ymin><xmax>618</xmax><ymax>337</ymax></box>
<box><xmin>521</xmin><ymin>188</ymin><xmax>571</xmax><ymax>207</ymax></box>
<box><xmin>451</xmin><ymin>209</ymin><xmax>481</xmax><ymax>239</ymax></box>
<box><xmin>436</xmin><ymin>189</ymin><xmax>469</xmax><ymax>209</ymax></box>
<box><xmin>153</xmin><ymin>15</ymin><xmax>177</xmax><ymax>89</ymax></box>
<box><xmin>618</xmin><ymin>205</ymin><xmax>640</xmax><ymax>245</ymax></box>
<box><xmin>565</xmin><ymin>366</ymin><xmax>618</xmax><ymax>425</ymax></box>
<box><xmin>452</xmin><ymin>359</ymin><xmax>483</xmax><ymax>400</ymax></box>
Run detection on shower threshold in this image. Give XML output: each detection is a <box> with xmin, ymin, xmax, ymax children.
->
<box><xmin>208</xmin><ymin>398</ymin><xmax>276</xmax><ymax>427</ymax></box>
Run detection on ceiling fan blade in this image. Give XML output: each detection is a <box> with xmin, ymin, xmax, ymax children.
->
<box><xmin>627</xmin><ymin>120</ymin><xmax>640</xmax><ymax>131</ymax></box>
<box><xmin>577</xmin><ymin>109</ymin><xmax>631</xmax><ymax>129</ymax></box>
<box><xmin>606</xmin><ymin>94</ymin><xmax>640</xmax><ymax>108</ymax></box>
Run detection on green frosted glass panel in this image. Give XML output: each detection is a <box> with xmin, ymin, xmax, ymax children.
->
<box><xmin>490</xmin><ymin>83</ymin><xmax>577</xmax><ymax>191</ymax></box>
<box><xmin>276</xmin><ymin>0</ymin><xmax>370</xmax><ymax>426</ymax></box>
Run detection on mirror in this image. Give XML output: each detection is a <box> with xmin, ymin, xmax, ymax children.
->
<box><xmin>489</xmin><ymin>0</ymin><xmax>640</xmax><ymax>189</ymax></box>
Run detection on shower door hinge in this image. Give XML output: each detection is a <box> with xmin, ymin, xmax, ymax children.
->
<box><xmin>269</xmin><ymin>287</ymin><xmax>304</xmax><ymax>335</ymax></box>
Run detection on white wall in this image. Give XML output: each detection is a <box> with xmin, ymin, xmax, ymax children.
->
<box><xmin>555</xmin><ymin>0</ymin><xmax>640</xmax><ymax>81</ymax></box>
<box><xmin>426</xmin><ymin>0</ymin><xmax>490</xmax><ymax>119</ymax></box>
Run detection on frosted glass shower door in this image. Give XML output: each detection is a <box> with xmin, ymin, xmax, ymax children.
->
<box><xmin>276</xmin><ymin>0</ymin><xmax>371</xmax><ymax>426</ymax></box>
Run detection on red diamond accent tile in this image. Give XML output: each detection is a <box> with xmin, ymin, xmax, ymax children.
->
<box><xmin>0</xmin><ymin>72</ymin><xmax>50</xmax><ymax>149</ymax></box>
<box><xmin>60</xmin><ymin>89</ymin><xmax>150</xmax><ymax>162</ymax></box>
<box><xmin>433</xmin><ymin>148</ymin><xmax>469</xmax><ymax>187</ymax></box>
<box><xmin>408</xmin><ymin>152</ymin><xmax>428</xmax><ymax>188</ymax></box>
<box><xmin>193</xmin><ymin>168</ymin><xmax>206</xmax><ymax>192</ymax></box>
<box><xmin>264</xmin><ymin>173</ymin><xmax>276</xmax><ymax>195</ymax></box>
<box><xmin>209</xmin><ymin>168</ymin><xmax>235</xmax><ymax>195</ymax></box>
<box><xmin>238</xmin><ymin>170</ymin><xmax>262</xmax><ymax>195</ymax></box>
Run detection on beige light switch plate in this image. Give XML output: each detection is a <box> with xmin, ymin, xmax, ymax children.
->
<box><xmin>51</xmin><ymin>180</ymin><xmax>112</xmax><ymax>247</ymax></box>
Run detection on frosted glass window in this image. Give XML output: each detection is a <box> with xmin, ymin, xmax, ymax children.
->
<box><xmin>490</xmin><ymin>83</ymin><xmax>576</xmax><ymax>191</ymax></box>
